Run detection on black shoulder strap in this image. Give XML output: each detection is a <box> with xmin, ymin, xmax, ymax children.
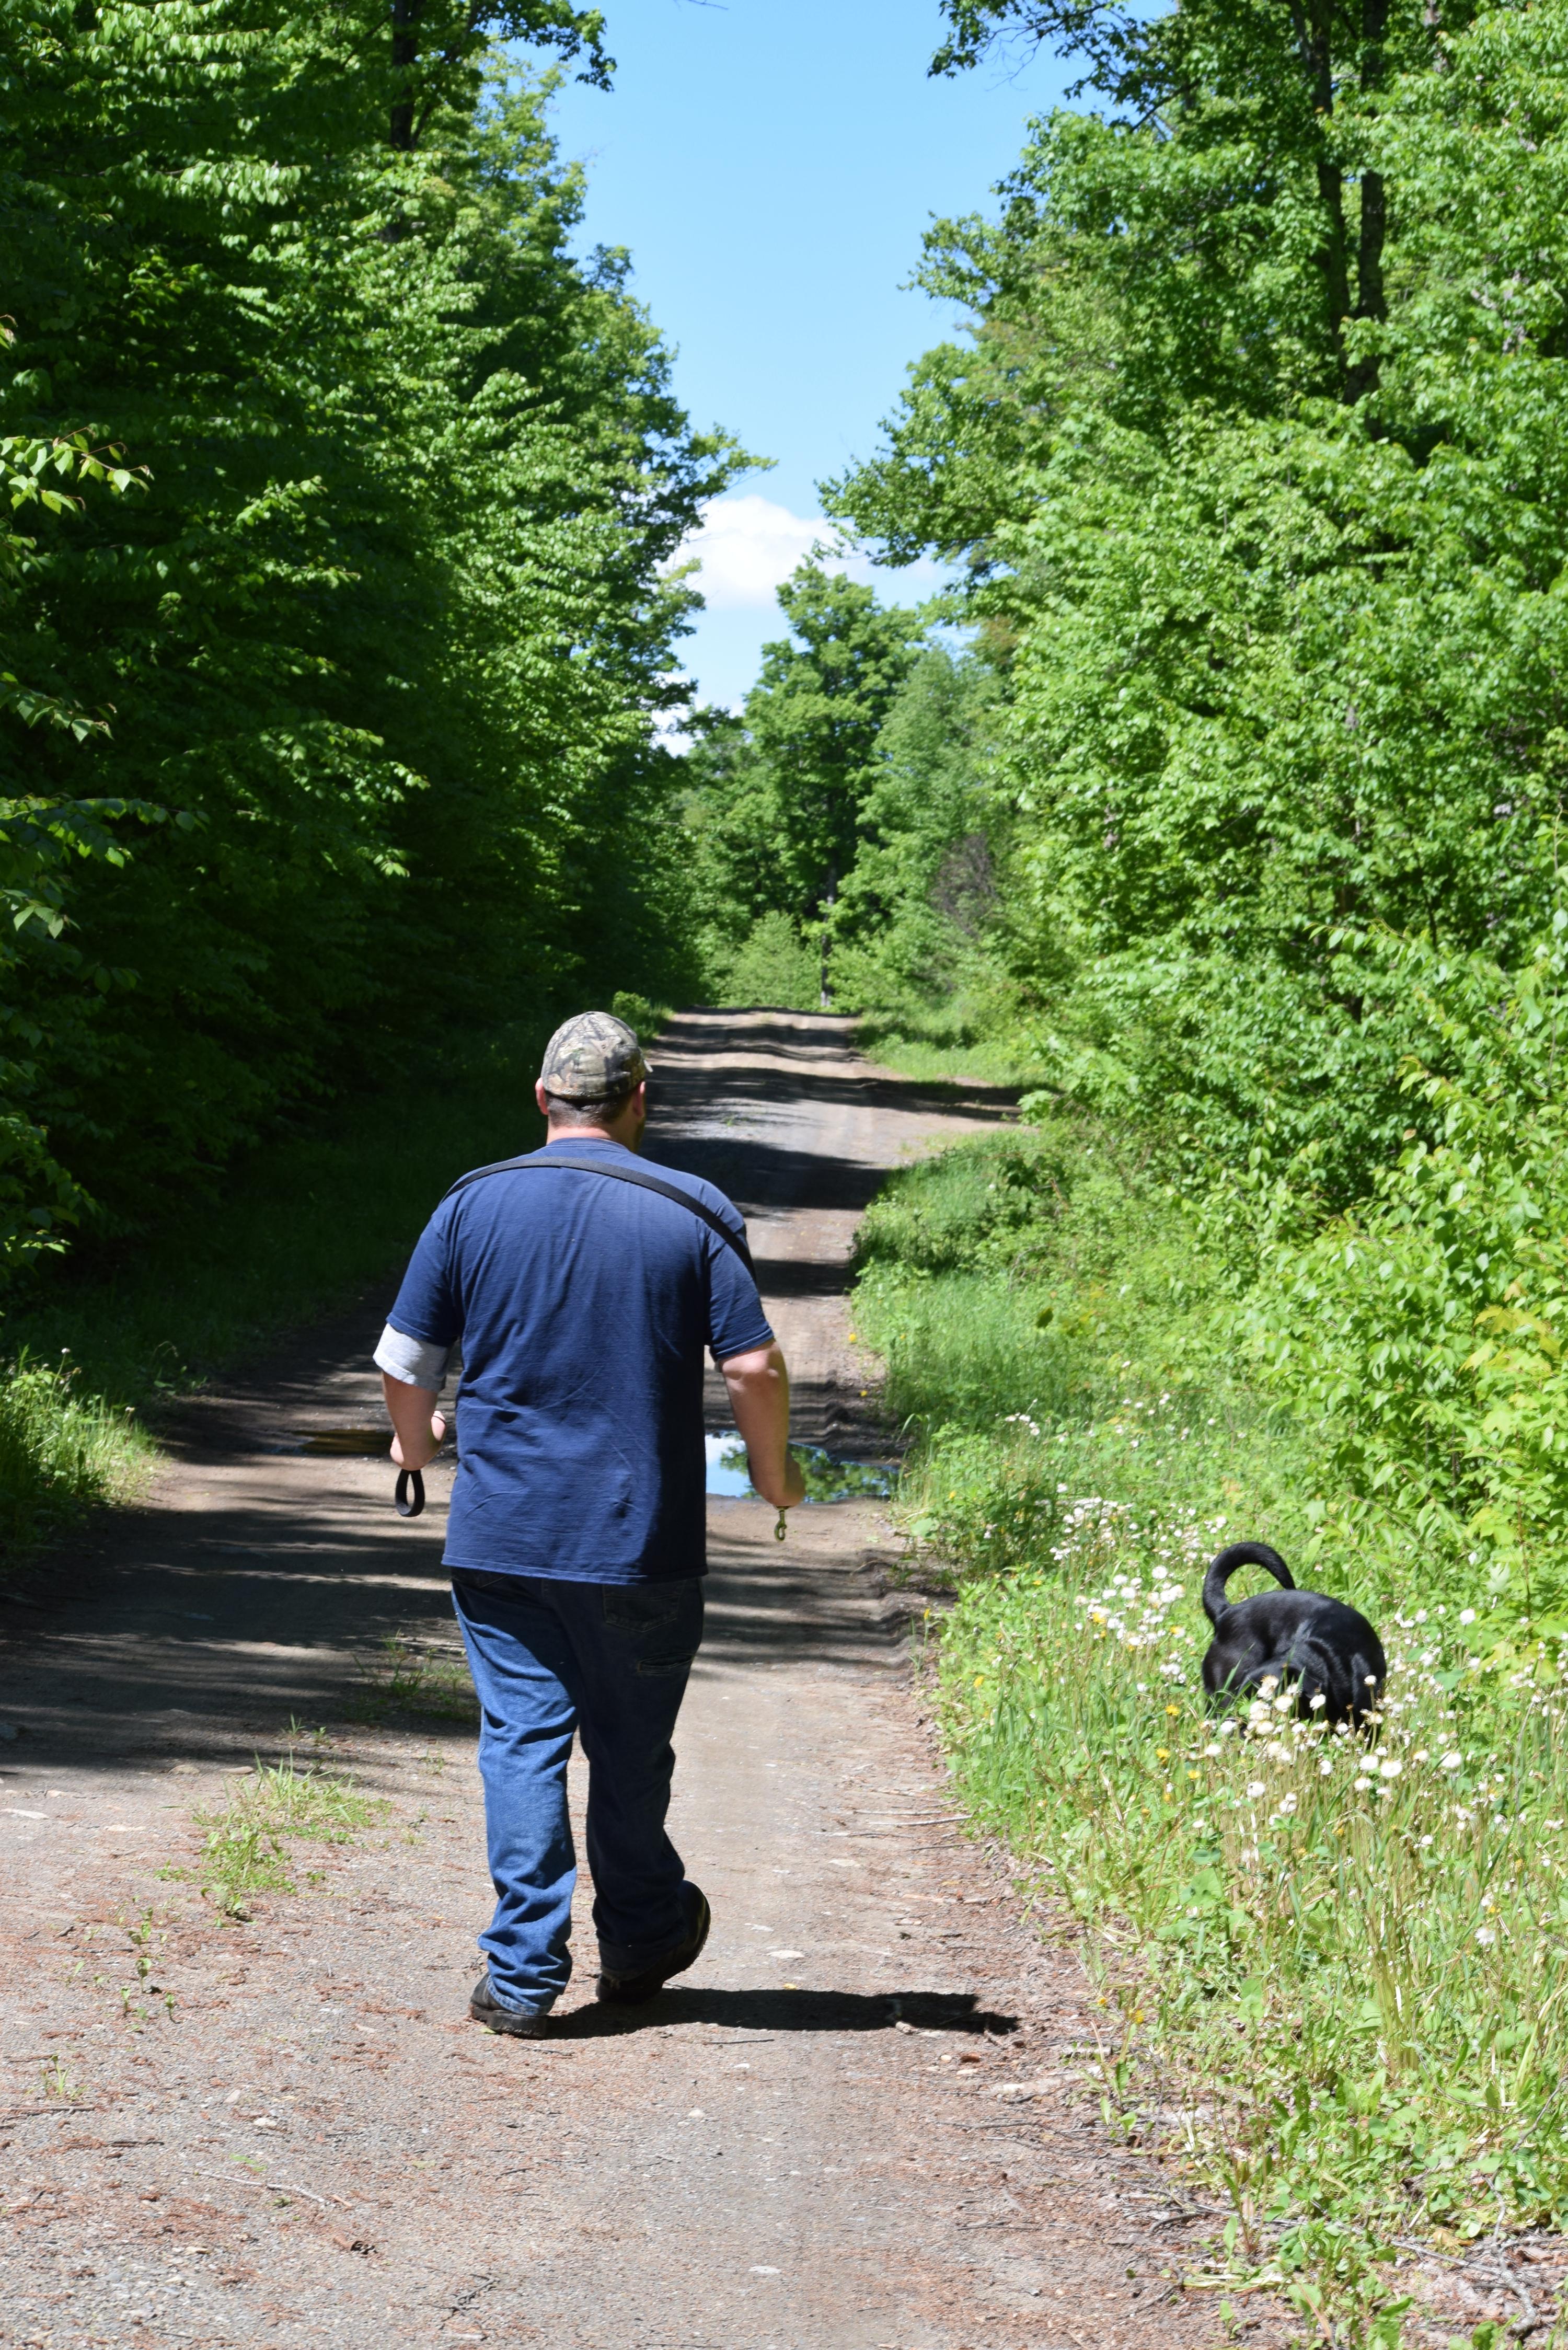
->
<box><xmin>439</xmin><ymin>1153</ymin><xmax>756</xmax><ymax>1277</ymax></box>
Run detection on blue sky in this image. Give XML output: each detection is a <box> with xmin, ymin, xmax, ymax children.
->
<box><xmin>544</xmin><ymin>1</ymin><xmax>1069</xmax><ymax>709</ymax></box>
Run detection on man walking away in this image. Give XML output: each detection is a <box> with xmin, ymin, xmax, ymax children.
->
<box><xmin>375</xmin><ymin>1011</ymin><xmax>805</xmax><ymax>2036</ymax></box>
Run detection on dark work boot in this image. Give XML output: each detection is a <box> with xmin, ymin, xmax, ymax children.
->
<box><xmin>468</xmin><ymin>1974</ymin><xmax>552</xmax><ymax>2037</ymax></box>
<box><xmin>596</xmin><ymin>1883</ymin><xmax>711</xmax><ymax>2007</ymax></box>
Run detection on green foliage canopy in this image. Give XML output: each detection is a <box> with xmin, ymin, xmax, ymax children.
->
<box><xmin>679</xmin><ymin>563</ymin><xmax>924</xmax><ymax>1004</ymax></box>
<box><xmin>0</xmin><ymin>0</ymin><xmax>736</xmax><ymax>1258</ymax></box>
<box><xmin>832</xmin><ymin>0</ymin><xmax>1568</xmax><ymax>1200</ymax></box>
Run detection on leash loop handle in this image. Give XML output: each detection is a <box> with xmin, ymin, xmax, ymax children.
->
<box><xmin>395</xmin><ymin>1467</ymin><xmax>426</xmax><ymax>1520</ymax></box>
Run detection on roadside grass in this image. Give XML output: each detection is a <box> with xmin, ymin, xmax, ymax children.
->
<box><xmin>856</xmin><ymin>1116</ymin><xmax>1568</xmax><ymax>2343</ymax></box>
<box><xmin>0</xmin><ymin>1352</ymin><xmax>157</xmax><ymax>1563</ymax></box>
<box><xmin>174</xmin><ymin>1757</ymin><xmax>387</xmax><ymax>1920</ymax></box>
<box><xmin>854</xmin><ymin>1004</ymin><xmax>1048</xmax><ymax>1089</ymax></box>
<box><xmin>852</xmin><ymin>1116</ymin><xmax>1320</xmax><ymax>1583</ymax></box>
<box><xmin>353</xmin><ymin>1633</ymin><xmax>479</xmax><ymax>1726</ymax></box>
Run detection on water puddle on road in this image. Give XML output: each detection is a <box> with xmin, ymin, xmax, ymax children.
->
<box><xmin>704</xmin><ymin>1430</ymin><xmax>895</xmax><ymax>1503</ymax></box>
<box><xmin>297</xmin><ymin>1425</ymin><xmax>895</xmax><ymax>1502</ymax></box>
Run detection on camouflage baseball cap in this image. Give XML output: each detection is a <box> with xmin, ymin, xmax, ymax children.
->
<box><xmin>538</xmin><ymin>1010</ymin><xmax>648</xmax><ymax>1103</ymax></box>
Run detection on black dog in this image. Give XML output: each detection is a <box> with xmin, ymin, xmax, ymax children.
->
<box><xmin>1201</xmin><ymin>1541</ymin><xmax>1386</xmax><ymax>1727</ymax></box>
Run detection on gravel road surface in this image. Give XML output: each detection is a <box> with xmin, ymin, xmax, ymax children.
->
<box><xmin>0</xmin><ymin>1012</ymin><xmax>1240</xmax><ymax>2349</ymax></box>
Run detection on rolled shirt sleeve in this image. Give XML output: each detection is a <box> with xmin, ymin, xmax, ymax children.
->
<box><xmin>378</xmin><ymin>1199</ymin><xmax>462</xmax><ymax>1392</ymax></box>
<box><xmin>374</xmin><ymin>1321</ymin><xmax>454</xmax><ymax>1392</ymax></box>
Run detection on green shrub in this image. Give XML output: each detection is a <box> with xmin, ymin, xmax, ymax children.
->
<box><xmin>0</xmin><ymin>1352</ymin><xmax>150</xmax><ymax>1569</ymax></box>
<box><xmin>1248</xmin><ymin>920</ymin><xmax>1568</xmax><ymax>1630</ymax></box>
<box><xmin>854</xmin><ymin>1116</ymin><xmax>1317</xmax><ymax>1583</ymax></box>
<box><xmin>609</xmin><ymin>991</ymin><xmax>663</xmax><ymax>1041</ymax></box>
<box><xmin>717</xmin><ymin>911</ymin><xmax>820</xmax><ymax>1011</ymax></box>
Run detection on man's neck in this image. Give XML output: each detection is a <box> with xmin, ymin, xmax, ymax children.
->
<box><xmin>545</xmin><ymin>1124</ymin><xmax>639</xmax><ymax>1149</ymax></box>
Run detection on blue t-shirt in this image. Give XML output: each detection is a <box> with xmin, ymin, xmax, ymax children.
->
<box><xmin>386</xmin><ymin>1139</ymin><xmax>774</xmax><ymax>1583</ymax></box>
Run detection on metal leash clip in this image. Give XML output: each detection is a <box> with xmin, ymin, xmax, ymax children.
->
<box><xmin>395</xmin><ymin>1467</ymin><xmax>426</xmax><ymax>1519</ymax></box>
<box><xmin>775</xmin><ymin>1507</ymin><xmax>788</xmax><ymax>1542</ymax></box>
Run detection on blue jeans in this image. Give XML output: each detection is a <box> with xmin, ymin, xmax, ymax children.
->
<box><xmin>450</xmin><ymin>1570</ymin><xmax>704</xmax><ymax>2015</ymax></box>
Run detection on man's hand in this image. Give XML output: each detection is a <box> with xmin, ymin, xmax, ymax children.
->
<box><xmin>382</xmin><ymin>1372</ymin><xmax>446</xmax><ymax>1473</ymax></box>
<box><xmin>718</xmin><ymin>1341</ymin><xmax>806</xmax><ymax>1512</ymax></box>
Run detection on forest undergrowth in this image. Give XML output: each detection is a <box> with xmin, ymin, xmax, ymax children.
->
<box><xmin>856</xmin><ymin>1087</ymin><xmax>1568</xmax><ymax>2346</ymax></box>
<box><xmin>0</xmin><ymin>991</ymin><xmax>661</xmax><ymax>1579</ymax></box>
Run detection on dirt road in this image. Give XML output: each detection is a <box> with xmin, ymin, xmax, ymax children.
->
<box><xmin>0</xmin><ymin>1012</ymin><xmax>1231</xmax><ymax>2349</ymax></box>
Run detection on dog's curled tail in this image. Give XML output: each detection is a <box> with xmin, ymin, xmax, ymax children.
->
<box><xmin>1202</xmin><ymin>1540</ymin><xmax>1294</xmax><ymax>1628</ymax></box>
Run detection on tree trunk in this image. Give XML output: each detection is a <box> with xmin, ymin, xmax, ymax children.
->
<box><xmin>1287</xmin><ymin>0</ymin><xmax>1353</xmax><ymax>381</ymax></box>
<box><xmin>1347</xmin><ymin>0</ymin><xmax>1388</xmax><ymax>398</ymax></box>
<box><xmin>818</xmin><ymin>862</ymin><xmax>837</xmax><ymax>1012</ymax></box>
<box><xmin>389</xmin><ymin>0</ymin><xmax>421</xmax><ymax>152</ymax></box>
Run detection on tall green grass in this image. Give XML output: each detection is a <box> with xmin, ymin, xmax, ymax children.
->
<box><xmin>0</xmin><ymin>1352</ymin><xmax>156</xmax><ymax>1563</ymax></box>
<box><xmin>854</xmin><ymin>1003</ymin><xmax>1050</xmax><ymax>1088</ymax></box>
<box><xmin>856</xmin><ymin>1116</ymin><xmax>1568</xmax><ymax>2343</ymax></box>
<box><xmin>854</xmin><ymin>1117</ymin><xmax>1317</xmax><ymax>1581</ymax></box>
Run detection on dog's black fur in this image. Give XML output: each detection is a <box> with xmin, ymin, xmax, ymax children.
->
<box><xmin>1201</xmin><ymin>1541</ymin><xmax>1386</xmax><ymax>1727</ymax></box>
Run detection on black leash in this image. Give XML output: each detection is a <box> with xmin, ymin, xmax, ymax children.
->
<box><xmin>439</xmin><ymin>1151</ymin><xmax>756</xmax><ymax>1275</ymax></box>
<box><xmin>390</xmin><ymin>1153</ymin><xmax>755</xmax><ymax>1517</ymax></box>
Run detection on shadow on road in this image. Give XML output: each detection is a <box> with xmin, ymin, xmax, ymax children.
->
<box><xmin>545</xmin><ymin>1986</ymin><xmax>1020</xmax><ymax>2039</ymax></box>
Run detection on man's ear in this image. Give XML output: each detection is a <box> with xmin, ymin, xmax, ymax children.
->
<box><xmin>534</xmin><ymin>1079</ymin><xmax>552</xmax><ymax>1119</ymax></box>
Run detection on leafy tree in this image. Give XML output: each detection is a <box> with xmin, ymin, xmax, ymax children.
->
<box><xmin>930</xmin><ymin>0</ymin><xmax>1445</xmax><ymax>406</ymax></box>
<box><xmin>828</xmin><ymin>0</ymin><xmax>1568</xmax><ymax>1200</ymax></box>
<box><xmin>737</xmin><ymin>566</ymin><xmax>923</xmax><ymax>1005</ymax></box>
<box><xmin>0</xmin><ymin>0</ymin><xmax>737</xmax><ymax>1248</ymax></box>
<box><xmin>0</xmin><ymin>422</ymin><xmax>165</xmax><ymax>1270</ymax></box>
<box><xmin>830</xmin><ymin>647</ymin><xmax>1005</xmax><ymax>1014</ymax></box>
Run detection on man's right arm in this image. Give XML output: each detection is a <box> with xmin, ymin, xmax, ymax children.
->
<box><xmin>375</xmin><ymin>1206</ymin><xmax>458</xmax><ymax>1471</ymax></box>
<box><xmin>719</xmin><ymin>1341</ymin><xmax>806</xmax><ymax>1511</ymax></box>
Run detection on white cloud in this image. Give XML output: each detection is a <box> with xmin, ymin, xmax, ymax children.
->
<box><xmin>674</xmin><ymin>494</ymin><xmax>841</xmax><ymax>610</ymax></box>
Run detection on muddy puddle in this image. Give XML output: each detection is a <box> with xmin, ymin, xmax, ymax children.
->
<box><xmin>703</xmin><ymin>1429</ymin><xmax>894</xmax><ymax>1502</ymax></box>
<box><xmin>297</xmin><ymin>1425</ymin><xmax>894</xmax><ymax>1503</ymax></box>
